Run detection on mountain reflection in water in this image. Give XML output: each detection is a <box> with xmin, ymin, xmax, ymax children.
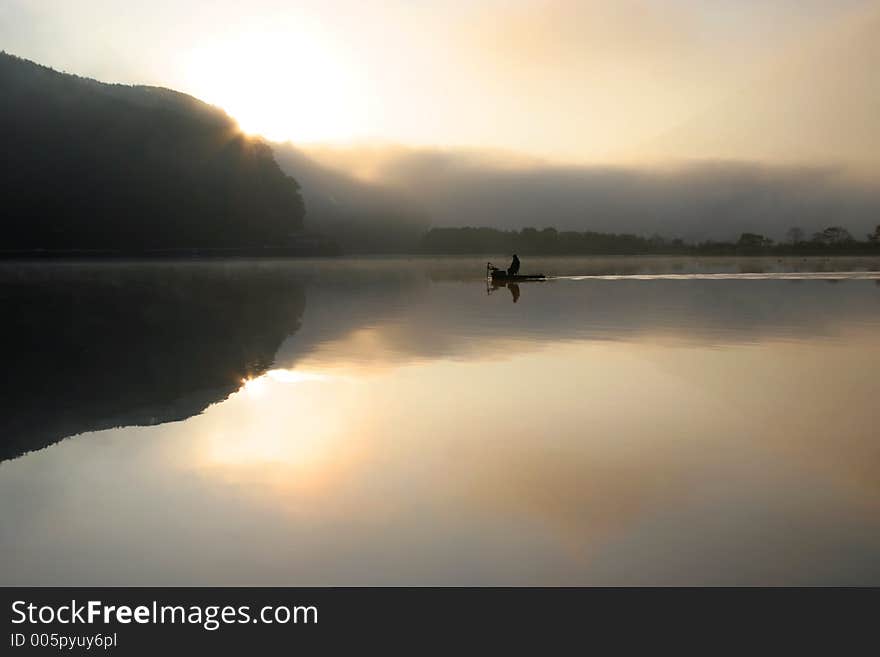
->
<box><xmin>1</xmin><ymin>256</ymin><xmax>879</xmax><ymax>585</ymax></box>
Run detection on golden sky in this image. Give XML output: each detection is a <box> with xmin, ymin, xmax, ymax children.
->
<box><xmin>2</xmin><ymin>0</ymin><xmax>875</xmax><ymax>164</ymax></box>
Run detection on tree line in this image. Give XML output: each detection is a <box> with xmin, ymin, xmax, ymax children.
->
<box><xmin>419</xmin><ymin>225</ymin><xmax>880</xmax><ymax>255</ymax></box>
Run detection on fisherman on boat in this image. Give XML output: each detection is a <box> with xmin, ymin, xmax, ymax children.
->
<box><xmin>507</xmin><ymin>254</ymin><xmax>520</xmax><ymax>276</ymax></box>
<box><xmin>487</xmin><ymin>255</ymin><xmax>543</xmax><ymax>282</ymax></box>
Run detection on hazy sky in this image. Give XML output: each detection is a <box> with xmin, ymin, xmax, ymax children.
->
<box><xmin>1</xmin><ymin>0</ymin><xmax>873</xmax><ymax>162</ymax></box>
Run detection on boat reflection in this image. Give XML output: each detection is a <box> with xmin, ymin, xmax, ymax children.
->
<box><xmin>488</xmin><ymin>280</ymin><xmax>521</xmax><ymax>302</ymax></box>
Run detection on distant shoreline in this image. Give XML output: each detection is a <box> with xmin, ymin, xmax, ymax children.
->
<box><xmin>4</xmin><ymin>225</ymin><xmax>880</xmax><ymax>260</ymax></box>
<box><xmin>4</xmin><ymin>250</ymin><xmax>880</xmax><ymax>261</ymax></box>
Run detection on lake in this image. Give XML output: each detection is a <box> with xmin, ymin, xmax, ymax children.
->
<box><xmin>2</xmin><ymin>255</ymin><xmax>880</xmax><ymax>585</ymax></box>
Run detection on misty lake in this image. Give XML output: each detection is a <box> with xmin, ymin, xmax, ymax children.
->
<box><xmin>2</xmin><ymin>255</ymin><xmax>880</xmax><ymax>585</ymax></box>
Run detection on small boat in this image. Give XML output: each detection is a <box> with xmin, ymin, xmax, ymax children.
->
<box><xmin>487</xmin><ymin>262</ymin><xmax>545</xmax><ymax>282</ymax></box>
<box><xmin>490</xmin><ymin>271</ymin><xmax>546</xmax><ymax>282</ymax></box>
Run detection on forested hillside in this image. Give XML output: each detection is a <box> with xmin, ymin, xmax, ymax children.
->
<box><xmin>1</xmin><ymin>53</ymin><xmax>305</xmax><ymax>251</ymax></box>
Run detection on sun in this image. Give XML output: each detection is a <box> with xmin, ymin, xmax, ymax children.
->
<box><xmin>182</xmin><ymin>30</ymin><xmax>364</xmax><ymax>143</ymax></box>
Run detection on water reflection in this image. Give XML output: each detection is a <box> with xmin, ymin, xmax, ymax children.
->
<box><xmin>0</xmin><ymin>262</ymin><xmax>305</xmax><ymax>461</ymax></box>
<box><xmin>1</xmin><ymin>257</ymin><xmax>880</xmax><ymax>585</ymax></box>
<box><xmin>488</xmin><ymin>280</ymin><xmax>522</xmax><ymax>302</ymax></box>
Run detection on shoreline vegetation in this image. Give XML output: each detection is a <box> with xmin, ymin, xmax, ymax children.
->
<box><xmin>3</xmin><ymin>225</ymin><xmax>880</xmax><ymax>258</ymax></box>
<box><xmin>416</xmin><ymin>225</ymin><xmax>880</xmax><ymax>256</ymax></box>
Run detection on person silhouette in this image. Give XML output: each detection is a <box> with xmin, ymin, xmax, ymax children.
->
<box><xmin>507</xmin><ymin>254</ymin><xmax>520</xmax><ymax>276</ymax></box>
<box><xmin>508</xmin><ymin>283</ymin><xmax>520</xmax><ymax>303</ymax></box>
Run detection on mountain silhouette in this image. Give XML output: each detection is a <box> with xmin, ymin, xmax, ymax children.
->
<box><xmin>1</xmin><ymin>52</ymin><xmax>305</xmax><ymax>252</ymax></box>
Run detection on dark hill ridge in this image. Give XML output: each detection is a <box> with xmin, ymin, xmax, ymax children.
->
<box><xmin>0</xmin><ymin>52</ymin><xmax>305</xmax><ymax>251</ymax></box>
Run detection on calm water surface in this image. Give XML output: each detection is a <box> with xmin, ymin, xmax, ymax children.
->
<box><xmin>2</xmin><ymin>256</ymin><xmax>880</xmax><ymax>585</ymax></box>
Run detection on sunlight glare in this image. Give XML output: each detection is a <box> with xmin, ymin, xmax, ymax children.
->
<box><xmin>241</xmin><ymin>376</ymin><xmax>266</xmax><ymax>398</ymax></box>
<box><xmin>266</xmin><ymin>369</ymin><xmax>332</xmax><ymax>384</ymax></box>
<box><xmin>183</xmin><ymin>29</ymin><xmax>364</xmax><ymax>143</ymax></box>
